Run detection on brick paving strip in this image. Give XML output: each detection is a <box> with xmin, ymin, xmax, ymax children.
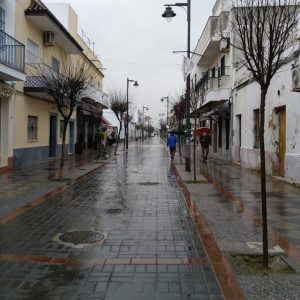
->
<box><xmin>172</xmin><ymin>165</ymin><xmax>245</xmax><ymax>300</ymax></box>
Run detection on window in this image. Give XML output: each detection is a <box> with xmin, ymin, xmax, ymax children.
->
<box><xmin>220</xmin><ymin>56</ymin><xmax>226</xmax><ymax>76</ymax></box>
<box><xmin>253</xmin><ymin>109</ymin><xmax>260</xmax><ymax>148</ymax></box>
<box><xmin>0</xmin><ymin>7</ymin><xmax>5</xmax><ymax>50</ymax></box>
<box><xmin>0</xmin><ymin>7</ymin><xmax>5</xmax><ymax>31</ymax></box>
<box><xmin>28</xmin><ymin>116</ymin><xmax>38</xmax><ymax>141</ymax></box>
<box><xmin>51</xmin><ymin>57</ymin><xmax>60</xmax><ymax>72</ymax></box>
<box><xmin>26</xmin><ymin>39</ymin><xmax>39</xmax><ymax>64</ymax></box>
<box><xmin>59</xmin><ymin>120</ymin><xmax>64</xmax><ymax>138</ymax></box>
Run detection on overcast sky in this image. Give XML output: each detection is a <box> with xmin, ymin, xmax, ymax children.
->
<box><xmin>45</xmin><ymin>0</ymin><xmax>214</xmax><ymax>125</ymax></box>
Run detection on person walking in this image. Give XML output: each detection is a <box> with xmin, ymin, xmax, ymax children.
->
<box><xmin>199</xmin><ymin>132</ymin><xmax>210</xmax><ymax>162</ymax></box>
<box><xmin>167</xmin><ymin>131</ymin><xmax>177</xmax><ymax>162</ymax></box>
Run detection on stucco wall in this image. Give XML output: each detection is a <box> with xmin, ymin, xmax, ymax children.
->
<box><xmin>233</xmin><ymin>61</ymin><xmax>300</xmax><ymax>185</ymax></box>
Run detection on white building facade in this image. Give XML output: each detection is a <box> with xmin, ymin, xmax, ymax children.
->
<box><xmin>191</xmin><ymin>0</ymin><xmax>300</xmax><ymax>185</ymax></box>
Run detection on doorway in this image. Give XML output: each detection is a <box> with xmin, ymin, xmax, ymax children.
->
<box><xmin>278</xmin><ymin>107</ymin><xmax>286</xmax><ymax>177</ymax></box>
<box><xmin>49</xmin><ymin>114</ymin><xmax>57</xmax><ymax>158</ymax></box>
<box><xmin>236</xmin><ymin>114</ymin><xmax>241</xmax><ymax>162</ymax></box>
<box><xmin>213</xmin><ymin>123</ymin><xmax>217</xmax><ymax>153</ymax></box>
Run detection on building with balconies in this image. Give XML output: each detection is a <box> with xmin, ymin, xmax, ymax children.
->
<box><xmin>191</xmin><ymin>0</ymin><xmax>300</xmax><ymax>185</ymax></box>
<box><xmin>190</xmin><ymin>0</ymin><xmax>232</xmax><ymax>161</ymax></box>
<box><xmin>12</xmin><ymin>0</ymin><xmax>106</xmax><ymax>169</ymax></box>
<box><xmin>0</xmin><ymin>0</ymin><xmax>26</xmax><ymax>171</ymax></box>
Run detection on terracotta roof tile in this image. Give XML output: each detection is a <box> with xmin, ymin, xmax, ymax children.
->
<box><xmin>25</xmin><ymin>0</ymin><xmax>48</xmax><ymax>13</ymax></box>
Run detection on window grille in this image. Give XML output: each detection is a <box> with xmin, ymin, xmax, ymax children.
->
<box><xmin>28</xmin><ymin>116</ymin><xmax>38</xmax><ymax>140</ymax></box>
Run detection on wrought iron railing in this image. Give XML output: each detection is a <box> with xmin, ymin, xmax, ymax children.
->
<box><xmin>0</xmin><ymin>30</ymin><xmax>25</xmax><ymax>72</ymax></box>
<box><xmin>24</xmin><ymin>63</ymin><xmax>63</xmax><ymax>88</ymax></box>
<box><xmin>195</xmin><ymin>66</ymin><xmax>230</xmax><ymax>92</ymax></box>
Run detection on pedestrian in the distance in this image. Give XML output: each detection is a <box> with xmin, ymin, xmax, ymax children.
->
<box><xmin>167</xmin><ymin>132</ymin><xmax>177</xmax><ymax>161</ymax></box>
<box><xmin>199</xmin><ymin>132</ymin><xmax>210</xmax><ymax>162</ymax></box>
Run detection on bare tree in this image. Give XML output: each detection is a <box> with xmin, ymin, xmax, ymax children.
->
<box><xmin>232</xmin><ymin>0</ymin><xmax>299</xmax><ymax>268</ymax></box>
<box><xmin>36</xmin><ymin>55</ymin><xmax>93</xmax><ymax>181</ymax></box>
<box><xmin>109</xmin><ymin>89</ymin><xmax>127</xmax><ymax>155</ymax></box>
<box><xmin>190</xmin><ymin>84</ymin><xmax>203</xmax><ymax>182</ymax></box>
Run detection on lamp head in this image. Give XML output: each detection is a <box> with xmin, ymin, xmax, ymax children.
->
<box><xmin>162</xmin><ymin>6</ymin><xmax>176</xmax><ymax>22</ymax></box>
<box><xmin>134</xmin><ymin>81</ymin><xmax>139</xmax><ymax>87</ymax></box>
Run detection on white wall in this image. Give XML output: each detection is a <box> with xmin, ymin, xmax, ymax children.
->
<box><xmin>233</xmin><ymin>61</ymin><xmax>300</xmax><ymax>184</ymax></box>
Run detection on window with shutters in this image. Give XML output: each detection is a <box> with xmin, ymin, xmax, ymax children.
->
<box><xmin>26</xmin><ymin>39</ymin><xmax>39</xmax><ymax>64</ymax></box>
<box><xmin>253</xmin><ymin>109</ymin><xmax>260</xmax><ymax>149</ymax></box>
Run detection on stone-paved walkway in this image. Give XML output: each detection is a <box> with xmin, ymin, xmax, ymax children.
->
<box><xmin>0</xmin><ymin>140</ymin><xmax>224</xmax><ymax>299</ymax></box>
<box><xmin>172</xmin><ymin>143</ymin><xmax>300</xmax><ymax>299</ymax></box>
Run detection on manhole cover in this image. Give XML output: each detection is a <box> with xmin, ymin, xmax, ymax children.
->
<box><xmin>138</xmin><ymin>182</ymin><xmax>160</xmax><ymax>186</ymax></box>
<box><xmin>106</xmin><ymin>208</ymin><xmax>121</xmax><ymax>214</ymax></box>
<box><xmin>59</xmin><ymin>231</ymin><xmax>105</xmax><ymax>245</ymax></box>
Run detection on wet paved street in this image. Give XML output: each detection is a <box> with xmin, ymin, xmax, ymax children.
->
<box><xmin>0</xmin><ymin>139</ymin><xmax>223</xmax><ymax>299</ymax></box>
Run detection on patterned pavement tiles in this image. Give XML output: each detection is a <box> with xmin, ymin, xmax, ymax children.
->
<box><xmin>0</xmin><ymin>139</ymin><xmax>226</xmax><ymax>299</ymax></box>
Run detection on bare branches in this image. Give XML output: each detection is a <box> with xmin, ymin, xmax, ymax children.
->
<box><xmin>109</xmin><ymin>89</ymin><xmax>127</xmax><ymax>123</ymax></box>
<box><xmin>232</xmin><ymin>0</ymin><xmax>299</xmax><ymax>88</ymax></box>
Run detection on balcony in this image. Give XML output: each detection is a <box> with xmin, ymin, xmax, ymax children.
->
<box><xmin>0</xmin><ymin>30</ymin><xmax>26</xmax><ymax>81</ymax></box>
<box><xmin>24</xmin><ymin>63</ymin><xmax>62</xmax><ymax>101</ymax></box>
<box><xmin>85</xmin><ymin>82</ymin><xmax>109</xmax><ymax>109</ymax></box>
<box><xmin>193</xmin><ymin>12</ymin><xmax>230</xmax><ymax>66</ymax></box>
<box><xmin>24</xmin><ymin>64</ymin><xmax>109</xmax><ymax>107</ymax></box>
<box><xmin>196</xmin><ymin>66</ymin><xmax>231</xmax><ymax>110</ymax></box>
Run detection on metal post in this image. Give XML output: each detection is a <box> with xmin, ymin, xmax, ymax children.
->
<box><xmin>185</xmin><ymin>0</ymin><xmax>191</xmax><ymax>171</ymax></box>
<box><xmin>126</xmin><ymin>78</ymin><xmax>129</xmax><ymax>151</ymax></box>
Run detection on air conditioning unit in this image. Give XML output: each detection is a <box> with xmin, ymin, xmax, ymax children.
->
<box><xmin>220</xmin><ymin>38</ymin><xmax>229</xmax><ymax>53</ymax></box>
<box><xmin>43</xmin><ymin>31</ymin><xmax>54</xmax><ymax>46</ymax></box>
<box><xmin>292</xmin><ymin>66</ymin><xmax>300</xmax><ymax>91</ymax></box>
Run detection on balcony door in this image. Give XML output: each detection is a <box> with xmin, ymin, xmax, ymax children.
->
<box><xmin>49</xmin><ymin>114</ymin><xmax>57</xmax><ymax>158</ymax></box>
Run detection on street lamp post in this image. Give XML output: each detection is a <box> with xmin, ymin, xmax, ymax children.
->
<box><xmin>126</xmin><ymin>78</ymin><xmax>139</xmax><ymax>150</ymax></box>
<box><xmin>142</xmin><ymin>106</ymin><xmax>149</xmax><ymax>143</ymax></box>
<box><xmin>161</xmin><ymin>96</ymin><xmax>169</xmax><ymax>126</ymax></box>
<box><xmin>162</xmin><ymin>1</ymin><xmax>191</xmax><ymax>172</ymax></box>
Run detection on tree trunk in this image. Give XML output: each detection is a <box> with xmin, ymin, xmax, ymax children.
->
<box><xmin>260</xmin><ymin>89</ymin><xmax>268</xmax><ymax>268</ymax></box>
<box><xmin>59</xmin><ymin>119</ymin><xmax>68</xmax><ymax>181</ymax></box>
<box><xmin>114</xmin><ymin>123</ymin><xmax>122</xmax><ymax>155</ymax></box>
<box><xmin>193</xmin><ymin>117</ymin><xmax>197</xmax><ymax>182</ymax></box>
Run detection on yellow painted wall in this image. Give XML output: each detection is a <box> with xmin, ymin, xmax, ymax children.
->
<box><xmin>13</xmin><ymin>93</ymin><xmax>76</xmax><ymax>149</ymax></box>
<box><xmin>13</xmin><ymin>0</ymin><xmax>76</xmax><ymax>150</ymax></box>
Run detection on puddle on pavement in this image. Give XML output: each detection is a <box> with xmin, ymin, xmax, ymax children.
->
<box><xmin>28</xmin><ymin>266</ymin><xmax>81</xmax><ymax>299</ymax></box>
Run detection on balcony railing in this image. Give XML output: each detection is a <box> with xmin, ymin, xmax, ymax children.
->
<box><xmin>24</xmin><ymin>63</ymin><xmax>64</xmax><ymax>88</ymax></box>
<box><xmin>196</xmin><ymin>66</ymin><xmax>230</xmax><ymax>92</ymax></box>
<box><xmin>0</xmin><ymin>30</ymin><xmax>25</xmax><ymax>72</ymax></box>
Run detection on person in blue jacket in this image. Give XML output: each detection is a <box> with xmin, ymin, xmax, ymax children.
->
<box><xmin>167</xmin><ymin>132</ymin><xmax>177</xmax><ymax>161</ymax></box>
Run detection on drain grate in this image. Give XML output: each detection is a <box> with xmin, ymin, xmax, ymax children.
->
<box><xmin>106</xmin><ymin>208</ymin><xmax>121</xmax><ymax>214</ymax></box>
<box><xmin>59</xmin><ymin>230</ymin><xmax>105</xmax><ymax>245</ymax></box>
<box><xmin>138</xmin><ymin>182</ymin><xmax>160</xmax><ymax>186</ymax></box>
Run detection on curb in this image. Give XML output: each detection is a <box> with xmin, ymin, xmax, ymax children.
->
<box><xmin>172</xmin><ymin>163</ymin><xmax>245</xmax><ymax>300</ymax></box>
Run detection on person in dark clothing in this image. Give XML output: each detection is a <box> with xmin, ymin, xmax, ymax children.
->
<box><xmin>199</xmin><ymin>132</ymin><xmax>210</xmax><ymax>162</ymax></box>
<box><xmin>167</xmin><ymin>132</ymin><xmax>177</xmax><ymax>161</ymax></box>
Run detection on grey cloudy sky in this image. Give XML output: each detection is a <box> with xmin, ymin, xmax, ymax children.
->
<box><xmin>45</xmin><ymin>0</ymin><xmax>214</xmax><ymax>125</ymax></box>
